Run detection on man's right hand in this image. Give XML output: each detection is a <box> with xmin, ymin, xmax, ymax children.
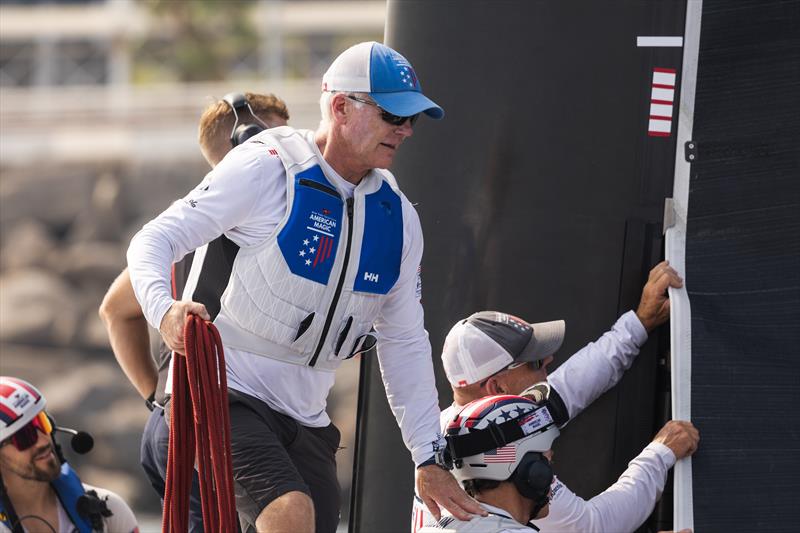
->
<box><xmin>635</xmin><ymin>260</ymin><xmax>684</xmax><ymax>332</ymax></box>
<box><xmin>416</xmin><ymin>464</ymin><xmax>487</xmax><ymax>521</ymax></box>
<box><xmin>653</xmin><ymin>420</ymin><xmax>699</xmax><ymax>460</ymax></box>
<box><xmin>159</xmin><ymin>300</ymin><xmax>211</xmax><ymax>355</ymax></box>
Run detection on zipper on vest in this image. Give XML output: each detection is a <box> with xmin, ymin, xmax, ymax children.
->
<box><xmin>309</xmin><ymin>197</ymin><xmax>354</xmax><ymax>367</ymax></box>
<box><xmin>299</xmin><ymin>178</ymin><xmax>340</xmax><ymax>198</ymax></box>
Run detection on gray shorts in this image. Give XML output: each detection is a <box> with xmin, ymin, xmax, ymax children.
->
<box><xmin>228</xmin><ymin>389</ymin><xmax>341</xmax><ymax>533</ymax></box>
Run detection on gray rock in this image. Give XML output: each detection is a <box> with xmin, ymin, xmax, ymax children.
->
<box><xmin>0</xmin><ymin>166</ymin><xmax>96</xmax><ymax>235</ymax></box>
<box><xmin>51</xmin><ymin>241</ymin><xmax>125</xmax><ymax>288</ymax></box>
<box><xmin>68</xmin><ymin>172</ymin><xmax>126</xmax><ymax>244</ymax></box>
<box><xmin>0</xmin><ymin>219</ymin><xmax>55</xmax><ymax>271</ymax></box>
<box><xmin>0</xmin><ymin>269</ymin><xmax>80</xmax><ymax>345</ymax></box>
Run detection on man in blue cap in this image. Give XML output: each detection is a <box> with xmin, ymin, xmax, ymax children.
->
<box><xmin>126</xmin><ymin>42</ymin><xmax>483</xmax><ymax>533</ymax></box>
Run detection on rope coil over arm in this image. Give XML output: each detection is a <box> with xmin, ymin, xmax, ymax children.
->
<box><xmin>163</xmin><ymin>315</ymin><xmax>237</xmax><ymax>533</ymax></box>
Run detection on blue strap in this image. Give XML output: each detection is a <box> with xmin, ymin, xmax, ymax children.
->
<box><xmin>51</xmin><ymin>463</ymin><xmax>93</xmax><ymax>533</ymax></box>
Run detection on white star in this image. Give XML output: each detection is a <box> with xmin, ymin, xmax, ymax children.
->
<box><xmin>309</xmin><ymin>247</ymin><xmax>316</xmax><ymax>254</ymax></box>
<box><xmin>305</xmin><ymin>259</ymin><xmax>311</xmax><ymax>266</ymax></box>
<box><xmin>299</xmin><ymin>250</ymin><xmax>306</xmax><ymax>257</ymax></box>
<box><xmin>313</xmin><ymin>235</ymin><xmax>319</xmax><ymax>241</ymax></box>
<box><xmin>303</xmin><ymin>239</ymin><xmax>310</xmax><ymax>246</ymax></box>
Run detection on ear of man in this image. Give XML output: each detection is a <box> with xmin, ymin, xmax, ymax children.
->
<box><xmin>485</xmin><ymin>377</ymin><xmax>507</xmax><ymax>395</ymax></box>
<box><xmin>331</xmin><ymin>93</ymin><xmax>351</xmax><ymax>123</ymax></box>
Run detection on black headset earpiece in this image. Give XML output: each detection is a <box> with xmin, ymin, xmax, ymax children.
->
<box><xmin>222</xmin><ymin>92</ymin><xmax>269</xmax><ymax>147</ymax></box>
<box><xmin>511</xmin><ymin>451</ymin><xmax>553</xmax><ymax>515</ymax></box>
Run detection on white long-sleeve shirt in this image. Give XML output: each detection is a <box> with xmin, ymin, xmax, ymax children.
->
<box><xmin>426</xmin><ymin>312</ymin><xmax>669</xmax><ymax>533</ymax></box>
<box><xmin>127</xmin><ymin>129</ymin><xmax>441</xmax><ymax>465</ymax></box>
<box><xmin>416</xmin><ymin>444</ymin><xmax>675</xmax><ymax>533</ymax></box>
<box><xmin>533</xmin><ymin>442</ymin><xmax>675</xmax><ymax>533</ymax></box>
<box><xmin>439</xmin><ymin>311</ymin><xmax>647</xmax><ymax>429</ymax></box>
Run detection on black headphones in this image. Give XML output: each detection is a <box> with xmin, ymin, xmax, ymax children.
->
<box><xmin>511</xmin><ymin>451</ymin><xmax>554</xmax><ymax>518</ymax></box>
<box><xmin>222</xmin><ymin>92</ymin><xmax>270</xmax><ymax>147</ymax></box>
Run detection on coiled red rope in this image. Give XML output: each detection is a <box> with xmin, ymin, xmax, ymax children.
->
<box><xmin>163</xmin><ymin>314</ymin><xmax>238</xmax><ymax>532</ymax></box>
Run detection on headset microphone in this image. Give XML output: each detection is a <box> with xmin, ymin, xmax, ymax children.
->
<box><xmin>54</xmin><ymin>426</ymin><xmax>94</xmax><ymax>454</ymax></box>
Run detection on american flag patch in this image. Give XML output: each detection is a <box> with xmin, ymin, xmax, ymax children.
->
<box><xmin>484</xmin><ymin>445</ymin><xmax>516</xmax><ymax>463</ymax></box>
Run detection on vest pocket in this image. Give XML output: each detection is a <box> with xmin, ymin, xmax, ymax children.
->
<box><xmin>347</xmin><ymin>333</ymin><xmax>377</xmax><ymax>359</ymax></box>
<box><xmin>331</xmin><ymin>316</ymin><xmax>375</xmax><ymax>362</ymax></box>
<box><xmin>290</xmin><ymin>311</ymin><xmax>321</xmax><ymax>355</ymax></box>
<box><xmin>334</xmin><ymin>316</ymin><xmax>353</xmax><ymax>356</ymax></box>
<box><xmin>295</xmin><ymin>312</ymin><xmax>315</xmax><ymax>341</ymax></box>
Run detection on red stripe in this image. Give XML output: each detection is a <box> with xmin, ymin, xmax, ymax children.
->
<box><xmin>651</xmin><ymin>83</ymin><xmax>675</xmax><ymax>89</ymax></box>
<box><xmin>313</xmin><ymin>238</ymin><xmax>324</xmax><ymax>268</ymax></box>
<box><xmin>0</xmin><ymin>403</ymin><xmax>17</xmax><ymax>420</ymax></box>
<box><xmin>464</xmin><ymin>394</ymin><xmax>521</xmax><ymax>424</ymax></box>
<box><xmin>651</xmin><ymin>99</ymin><xmax>674</xmax><ymax>105</ymax></box>
<box><xmin>648</xmin><ymin>131</ymin><xmax>671</xmax><ymax>137</ymax></box>
<box><xmin>0</xmin><ymin>384</ymin><xmax>14</xmax><ymax>398</ymax></box>
<box><xmin>653</xmin><ymin>67</ymin><xmax>676</xmax><ymax>73</ymax></box>
<box><xmin>9</xmin><ymin>379</ymin><xmax>39</xmax><ymax>401</ymax></box>
<box><xmin>324</xmin><ymin>236</ymin><xmax>333</xmax><ymax>260</ymax></box>
<box><xmin>649</xmin><ymin>115</ymin><xmax>673</xmax><ymax>120</ymax></box>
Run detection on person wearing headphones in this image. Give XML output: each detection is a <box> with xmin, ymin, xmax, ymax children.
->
<box><xmin>419</xmin><ymin>394</ymin><xmax>561</xmax><ymax>532</ymax></box>
<box><xmin>420</xmin><ymin>394</ymin><xmax>698</xmax><ymax>533</ymax></box>
<box><xmin>412</xmin><ymin>261</ymin><xmax>698</xmax><ymax>532</ymax></box>
<box><xmin>0</xmin><ymin>376</ymin><xmax>138</xmax><ymax>533</ymax></box>
<box><xmin>126</xmin><ymin>42</ymin><xmax>480</xmax><ymax>533</ymax></box>
<box><xmin>99</xmin><ymin>92</ymin><xmax>289</xmax><ymax>532</ymax></box>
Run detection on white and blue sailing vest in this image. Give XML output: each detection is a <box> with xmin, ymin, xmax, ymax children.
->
<box><xmin>214</xmin><ymin>127</ymin><xmax>405</xmax><ymax>372</ymax></box>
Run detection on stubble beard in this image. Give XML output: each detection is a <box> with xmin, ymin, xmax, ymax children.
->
<box><xmin>1</xmin><ymin>444</ymin><xmax>61</xmax><ymax>482</ymax></box>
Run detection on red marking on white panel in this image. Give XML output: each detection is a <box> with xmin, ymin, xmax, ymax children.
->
<box><xmin>648</xmin><ymin>67</ymin><xmax>677</xmax><ymax>137</ymax></box>
<box><xmin>653</xmin><ymin>71</ymin><xmax>677</xmax><ymax>86</ymax></box>
<box><xmin>650</xmin><ymin>103</ymin><xmax>673</xmax><ymax>118</ymax></box>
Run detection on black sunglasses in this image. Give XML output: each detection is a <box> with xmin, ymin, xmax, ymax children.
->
<box><xmin>478</xmin><ymin>360</ymin><xmax>545</xmax><ymax>388</ymax></box>
<box><xmin>346</xmin><ymin>95</ymin><xmax>419</xmax><ymax>127</ymax></box>
<box><xmin>1</xmin><ymin>411</ymin><xmax>52</xmax><ymax>452</ymax></box>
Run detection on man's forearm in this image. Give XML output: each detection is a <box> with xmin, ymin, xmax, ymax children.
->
<box><xmin>535</xmin><ymin>443</ymin><xmax>674</xmax><ymax>533</ymax></box>
<box><xmin>547</xmin><ymin>311</ymin><xmax>647</xmax><ymax>422</ymax></box>
<box><xmin>100</xmin><ymin>269</ymin><xmax>159</xmax><ymax>399</ymax></box>
<box><xmin>107</xmin><ymin>315</ymin><xmax>158</xmax><ymax>399</ymax></box>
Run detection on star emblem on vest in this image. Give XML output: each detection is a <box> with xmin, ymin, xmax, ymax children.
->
<box><xmin>300</xmin><ymin>233</ymin><xmax>333</xmax><ymax>268</ymax></box>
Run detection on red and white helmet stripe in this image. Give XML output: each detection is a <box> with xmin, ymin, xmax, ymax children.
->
<box><xmin>0</xmin><ymin>376</ymin><xmax>47</xmax><ymax>441</ymax></box>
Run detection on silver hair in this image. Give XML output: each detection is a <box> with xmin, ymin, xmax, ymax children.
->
<box><xmin>318</xmin><ymin>91</ymin><xmax>370</xmax><ymax>128</ymax></box>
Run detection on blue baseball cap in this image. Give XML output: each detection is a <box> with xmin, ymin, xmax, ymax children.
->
<box><xmin>322</xmin><ymin>41</ymin><xmax>444</xmax><ymax>120</ymax></box>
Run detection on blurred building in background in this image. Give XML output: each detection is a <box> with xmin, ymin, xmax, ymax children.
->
<box><xmin>0</xmin><ymin>0</ymin><xmax>384</xmax><ymax>527</ymax></box>
<box><xmin>1</xmin><ymin>0</ymin><xmax>385</xmax><ymax>163</ymax></box>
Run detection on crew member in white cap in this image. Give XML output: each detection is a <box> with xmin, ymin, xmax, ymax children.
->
<box><xmin>412</xmin><ymin>261</ymin><xmax>690</xmax><ymax>532</ymax></box>
<box><xmin>126</xmin><ymin>41</ymin><xmax>483</xmax><ymax>533</ymax></box>
<box><xmin>418</xmin><ymin>394</ymin><xmax>698</xmax><ymax>533</ymax></box>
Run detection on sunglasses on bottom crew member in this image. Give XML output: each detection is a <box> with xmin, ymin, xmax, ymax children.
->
<box><xmin>2</xmin><ymin>411</ymin><xmax>94</xmax><ymax>454</ymax></box>
<box><xmin>2</xmin><ymin>411</ymin><xmax>52</xmax><ymax>452</ymax></box>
